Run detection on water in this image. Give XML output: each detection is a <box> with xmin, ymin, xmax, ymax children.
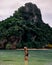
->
<box><xmin>0</xmin><ymin>49</ymin><xmax>52</xmax><ymax>65</ymax></box>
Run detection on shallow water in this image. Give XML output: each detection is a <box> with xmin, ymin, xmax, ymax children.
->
<box><xmin>0</xmin><ymin>49</ymin><xmax>52</xmax><ymax>65</ymax></box>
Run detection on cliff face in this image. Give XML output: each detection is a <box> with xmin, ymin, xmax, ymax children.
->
<box><xmin>18</xmin><ymin>3</ymin><xmax>42</xmax><ymax>22</ymax></box>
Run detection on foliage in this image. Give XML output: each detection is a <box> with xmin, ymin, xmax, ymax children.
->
<box><xmin>6</xmin><ymin>43</ymin><xmax>11</xmax><ymax>49</ymax></box>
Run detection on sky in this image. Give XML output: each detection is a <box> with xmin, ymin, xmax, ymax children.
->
<box><xmin>0</xmin><ymin>0</ymin><xmax>52</xmax><ymax>27</ymax></box>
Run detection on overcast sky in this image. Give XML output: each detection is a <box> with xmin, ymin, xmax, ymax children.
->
<box><xmin>0</xmin><ymin>0</ymin><xmax>52</xmax><ymax>27</ymax></box>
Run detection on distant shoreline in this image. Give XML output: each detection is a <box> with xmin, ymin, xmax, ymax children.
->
<box><xmin>0</xmin><ymin>48</ymin><xmax>52</xmax><ymax>50</ymax></box>
<box><xmin>16</xmin><ymin>48</ymin><xmax>52</xmax><ymax>50</ymax></box>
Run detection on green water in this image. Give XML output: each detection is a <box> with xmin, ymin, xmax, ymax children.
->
<box><xmin>29</xmin><ymin>50</ymin><xmax>52</xmax><ymax>65</ymax></box>
<box><xmin>0</xmin><ymin>49</ymin><xmax>52</xmax><ymax>65</ymax></box>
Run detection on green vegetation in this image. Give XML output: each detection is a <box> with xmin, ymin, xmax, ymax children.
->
<box><xmin>0</xmin><ymin>50</ymin><xmax>52</xmax><ymax>65</ymax></box>
<box><xmin>0</xmin><ymin>2</ymin><xmax>52</xmax><ymax>49</ymax></box>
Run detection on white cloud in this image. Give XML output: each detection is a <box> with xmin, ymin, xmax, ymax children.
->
<box><xmin>0</xmin><ymin>0</ymin><xmax>52</xmax><ymax>27</ymax></box>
